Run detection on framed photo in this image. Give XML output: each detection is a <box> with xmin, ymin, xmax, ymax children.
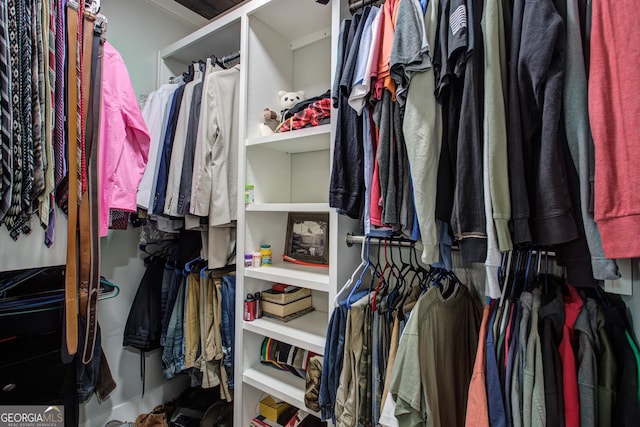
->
<box><xmin>284</xmin><ymin>212</ymin><xmax>330</xmax><ymax>265</ymax></box>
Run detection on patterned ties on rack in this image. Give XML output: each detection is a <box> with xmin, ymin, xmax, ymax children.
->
<box><xmin>4</xmin><ymin>0</ymin><xmax>23</xmax><ymax>237</ymax></box>
<box><xmin>76</xmin><ymin>0</ymin><xmax>85</xmax><ymax>198</ymax></box>
<box><xmin>54</xmin><ymin>0</ymin><xmax>65</xmax><ymax>189</ymax></box>
<box><xmin>0</xmin><ymin>0</ymin><xmax>13</xmax><ymax>222</ymax></box>
<box><xmin>37</xmin><ymin>0</ymin><xmax>55</xmax><ymax>229</ymax></box>
<box><xmin>20</xmin><ymin>0</ymin><xmax>33</xmax><ymax>224</ymax></box>
<box><xmin>31</xmin><ymin>0</ymin><xmax>45</xmax><ymax>203</ymax></box>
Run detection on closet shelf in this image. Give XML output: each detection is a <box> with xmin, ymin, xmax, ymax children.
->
<box><xmin>246</xmin><ymin>124</ymin><xmax>331</xmax><ymax>153</ymax></box>
<box><xmin>245</xmin><ymin>263</ymin><xmax>330</xmax><ymax>291</ymax></box>
<box><xmin>244</xmin><ymin>310</ymin><xmax>328</xmax><ymax>355</ymax></box>
<box><xmin>243</xmin><ymin>364</ymin><xmax>321</xmax><ymax>418</ymax></box>
<box><xmin>245</xmin><ymin>203</ymin><xmax>330</xmax><ymax>213</ymax></box>
<box><xmin>160</xmin><ymin>10</ymin><xmax>243</xmax><ymax>64</ymax></box>
<box><xmin>249</xmin><ymin>0</ymin><xmax>332</xmax><ymax>42</ymax></box>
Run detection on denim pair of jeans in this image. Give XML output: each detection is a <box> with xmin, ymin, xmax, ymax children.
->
<box><xmin>221</xmin><ymin>275</ymin><xmax>235</xmax><ymax>389</ymax></box>
<box><xmin>160</xmin><ymin>266</ymin><xmax>180</xmax><ymax>346</ymax></box>
<box><xmin>162</xmin><ymin>276</ymin><xmax>186</xmax><ymax>379</ymax></box>
<box><xmin>319</xmin><ymin>305</ymin><xmax>348</xmax><ymax>422</ymax></box>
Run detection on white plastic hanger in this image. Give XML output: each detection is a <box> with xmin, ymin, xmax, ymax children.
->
<box><xmin>346</xmin><ymin>237</ymin><xmax>373</xmax><ymax>309</ymax></box>
<box><xmin>333</xmin><ymin>236</ymin><xmax>369</xmax><ymax>307</ymax></box>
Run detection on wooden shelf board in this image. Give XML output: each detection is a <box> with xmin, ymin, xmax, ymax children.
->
<box><xmin>243</xmin><ymin>310</ymin><xmax>327</xmax><ymax>355</ymax></box>
<box><xmin>245</xmin><ymin>262</ymin><xmax>330</xmax><ymax>290</ymax></box>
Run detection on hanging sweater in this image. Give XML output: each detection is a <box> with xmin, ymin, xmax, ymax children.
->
<box><xmin>508</xmin><ymin>0</ymin><xmax>577</xmax><ymax>246</ymax></box>
<box><xmin>589</xmin><ymin>0</ymin><xmax>640</xmax><ymax>258</ymax></box>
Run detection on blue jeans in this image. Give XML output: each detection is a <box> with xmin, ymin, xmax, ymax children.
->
<box><xmin>319</xmin><ymin>305</ymin><xmax>348</xmax><ymax>422</ymax></box>
<box><xmin>162</xmin><ymin>276</ymin><xmax>186</xmax><ymax>379</ymax></box>
<box><xmin>221</xmin><ymin>275</ymin><xmax>235</xmax><ymax>389</ymax></box>
<box><xmin>160</xmin><ymin>267</ymin><xmax>180</xmax><ymax>346</ymax></box>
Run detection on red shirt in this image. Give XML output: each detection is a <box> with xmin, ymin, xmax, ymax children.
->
<box><xmin>559</xmin><ymin>283</ymin><xmax>583</xmax><ymax>426</ymax></box>
<box><xmin>589</xmin><ymin>0</ymin><xmax>640</xmax><ymax>258</ymax></box>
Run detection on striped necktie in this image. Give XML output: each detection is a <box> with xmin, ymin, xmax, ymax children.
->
<box><xmin>31</xmin><ymin>0</ymin><xmax>44</xmax><ymax>202</ymax></box>
<box><xmin>76</xmin><ymin>0</ymin><xmax>85</xmax><ymax>197</ymax></box>
<box><xmin>20</xmin><ymin>0</ymin><xmax>33</xmax><ymax>223</ymax></box>
<box><xmin>0</xmin><ymin>0</ymin><xmax>13</xmax><ymax>222</ymax></box>
<box><xmin>43</xmin><ymin>0</ymin><xmax>57</xmax><ymax>245</ymax></box>
<box><xmin>4</xmin><ymin>0</ymin><xmax>23</xmax><ymax>237</ymax></box>
<box><xmin>54</xmin><ymin>0</ymin><xmax>65</xmax><ymax>188</ymax></box>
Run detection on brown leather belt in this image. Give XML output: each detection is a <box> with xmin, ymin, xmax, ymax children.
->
<box><xmin>79</xmin><ymin>13</ymin><xmax>104</xmax><ymax>365</ymax></box>
<box><xmin>79</xmin><ymin>11</ymin><xmax>98</xmax><ymax>365</ymax></box>
<box><xmin>64</xmin><ymin>3</ymin><xmax>80</xmax><ymax>356</ymax></box>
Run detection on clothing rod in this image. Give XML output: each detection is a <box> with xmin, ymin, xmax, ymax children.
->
<box><xmin>345</xmin><ymin>233</ymin><xmax>420</xmax><ymax>248</ymax></box>
<box><xmin>221</xmin><ymin>51</ymin><xmax>240</xmax><ymax>63</ymax></box>
<box><xmin>345</xmin><ymin>233</ymin><xmax>556</xmax><ymax>257</ymax></box>
<box><xmin>348</xmin><ymin>0</ymin><xmax>385</xmax><ymax>13</ymax></box>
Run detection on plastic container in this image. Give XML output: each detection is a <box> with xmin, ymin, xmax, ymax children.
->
<box><xmin>260</xmin><ymin>244</ymin><xmax>272</xmax><ymax>266</ymax></box>
<box><xmin>244</xmin><ymin>253</ymin><xmax>253</xmax><ymax>268</ymax></box>
<box><xmin>244</xmin><ymin>184</ymin><xmax>255</xmax><ymax>204</ymax></box>
<box><xmin>252</xmin><ymin>252</ymin><xmax>262</xmax><ymax>268</ymax></box>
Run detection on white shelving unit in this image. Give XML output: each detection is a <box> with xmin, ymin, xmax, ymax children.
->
<box><xmin>245</xmin><ymin>202</ymin><xmax>331</xmax><ymax>212</ymax></box>
<box><xmin>243</xmin><ymin>309</ymin><xmax>328</xmax><ymax>355</ymax></box>
<box><xmin>246</xmin><ymin>124</ymin><xmax>332</xmax><ymax>152</ymax></box>
<box><xmin>245</xmin><ymin>263</ymin><xmax>329</xmax><ymax>290</ymax></box>
<box><xmin>157</xmin><ymin>1</ymin><xmax>360</xmax><ymax>425</ymax></box>
<box><xmin>154</xmin><ymin>2</ymin><xmax>640</xmax><ymax>425</ymax></box>
<box><xmin>243</xmin><ymin>365</ymin><xmax>321</xmax><ymax>418</ymax></box>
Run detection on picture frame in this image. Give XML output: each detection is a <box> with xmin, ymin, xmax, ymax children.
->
<box><xmin>284</xmin><ymin>212</ymin><xmax>330</xmax><ymax>265</ymax></box>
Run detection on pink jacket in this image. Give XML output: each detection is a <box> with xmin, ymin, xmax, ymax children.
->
<box><xmin>99</xmin><ymin>42</ymin><xmax>150</xmax><ymax>236</ymax></box>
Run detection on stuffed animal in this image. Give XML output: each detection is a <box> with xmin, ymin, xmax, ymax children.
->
<box><xmin>278</xmin><ymin>90</ymin><xmax>305</xmax><ymax>114</ymax></box>
<box><xmin>257</xmin><ymin>90</ymin><xmax>306</xmax><ymax>136</ymax></box>
<box><xmin>258</xmin><ymin>108</ymin><xmax>280</xmax><ymax>136</ymax></box>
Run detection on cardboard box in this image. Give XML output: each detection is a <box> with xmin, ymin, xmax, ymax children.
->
<box><xmin>260</xmin><ymin>396</ymin><xmax>292</xmax><ymax>423</ymax></box>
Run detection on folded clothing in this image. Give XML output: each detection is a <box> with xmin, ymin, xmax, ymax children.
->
<box><xmin>277</xmin><ymin>91</ymin><xmax>331</xmax><ymax>133</ymax></box>
<box><xmin>260</xmin><ymin>337</ymin><xmax>318</xmax><ymax>378</ymax></box>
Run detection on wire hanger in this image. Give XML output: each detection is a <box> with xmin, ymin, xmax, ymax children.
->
<box><xmin>0</xmin><ymin>267</ymin><xmax>54</xmax><ymax>295</ymax></box>
<box><xmin>139</xmin><ymin>238</ymin><xmax>177</xmax><ymax>259</ymax></box>
<box><xmin>99</xmin><ymin>277</ymin><xmax>120</xmax><ymax>301</ymax></box>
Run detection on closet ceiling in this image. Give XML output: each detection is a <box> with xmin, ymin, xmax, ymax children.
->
<box><xmin>174</xmin><ymin>0</ymin><xmax>246</xmax><ymax>19</ymax></box>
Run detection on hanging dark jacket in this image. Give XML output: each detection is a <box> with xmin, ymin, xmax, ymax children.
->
<box><xmin>604</xmin><ymin>297</ymin><xmax>640</xmax><ymax>426</ymax></box>
<box><xmin>538</xmin><ymin>285</ymin><xmax>565</xmax><ymax>427</ymax></box>
<box><xmin>123</xmin><ymin>256</ymin><xmax>165</xmax><ymax>351</ymax></box>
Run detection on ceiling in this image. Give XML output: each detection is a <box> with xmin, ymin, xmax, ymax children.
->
<box><xmin>174</xmin><ymin>0</ymin><xmax>247</xmax><ymax>20</ymax></box>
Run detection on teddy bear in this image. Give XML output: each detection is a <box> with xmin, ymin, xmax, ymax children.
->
<box><xmin>278</xmin><ymin>90</ymin><xmax>305</xmax><ymax>115</ymax></box>
<box><xmin>258</xmin><ymin>90</ymin><xmax>306</xmax><ymax>136</ymax></box>
<box><xmin>258</xmin><ymin>108</ymin><xmax>280</xmax><ymax>136</ymax></box>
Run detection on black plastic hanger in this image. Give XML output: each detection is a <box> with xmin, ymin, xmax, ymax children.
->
<box><xmin>183</xmin><ymin>63</ymin><xmax>195</xmax><ymax>82</ymax></box>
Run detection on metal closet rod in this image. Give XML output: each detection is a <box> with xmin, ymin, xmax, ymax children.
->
<box><xmin>349</xmin><ymin>0</ymin><xmax>385</xmax><ymax>13</ymax></box>
<box><xmin>345</xmin><ymin>233</ymin><xmax>556</xmax><ymax>257</ymax></box>
<box><xmin>345</xmin><ymin>233</ymin><xmax>421</xmax><ymax>248</ymax></box>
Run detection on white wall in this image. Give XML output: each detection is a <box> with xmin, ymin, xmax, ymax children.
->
<box><xmin>80</xmin><ymin>229</ymin><xmax>190</xmax><ymax>427</ymax></box>
<box><xmin>79</xmin><ymin>1</ymin><xmax>199</xmax><ymax>425</ymax></box>
<box><xmin>100</xmin><ymin>0</ymin><xmax>199</xmax><ymax>97</ymax></box>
